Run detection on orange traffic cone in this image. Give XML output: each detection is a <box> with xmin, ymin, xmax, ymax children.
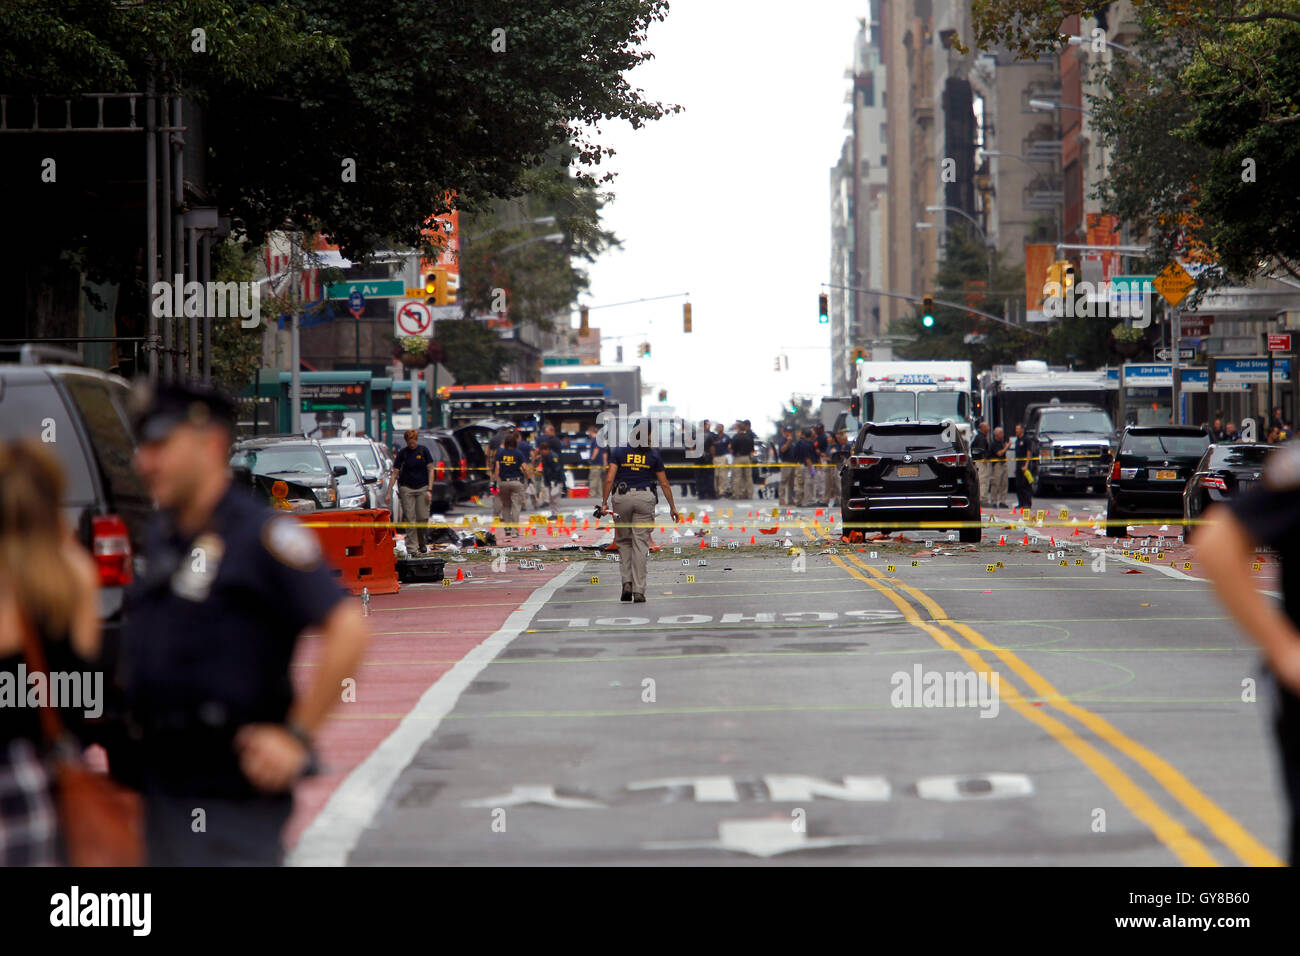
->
<box><xmin>998</xmin><ymin>534</ymin><xmax>1006</xmax><ymax>545</ymax></box>
<box><xmin>749</xmin><ymin>535</ymin><xmax>756</xmax><ymax>545</ymax></box>
<box><xmin>583</xmin><ymin>519</ymin><xmax>589</xmax><ymax>530</ymax></box>
<box><xmin>1022</xmin><ymin>533</ymin><xmax>1030</xmax><ymax>545</ymax></box>
<box><xmin>1050</xmin><ymin>536</ymin><xmax>1056</xmax><ymax>546</ymax></box>
<box><xmin>455</xmin><ymin>567</ymin><xmax>465</xmax><ymax>581</ymax></box>
<box><xmin>699</xmin><ymin>538</ymin><xmax>706</xmax><ymax>549</ymax></box>
<box><xmin>703</xmin><ymin>514</ymin><xmax>710</xmax><ymax>524</ymax></box>
<box><xmin>1071</xmin><ymin>526</ymin><xmax>1080</xmax><ymax>536</ymax></box>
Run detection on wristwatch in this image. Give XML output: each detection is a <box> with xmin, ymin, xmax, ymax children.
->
<box><xmin>286</xmin><ymin>720</ymin><xmax>321</xmax><ymax>777</ymax></box>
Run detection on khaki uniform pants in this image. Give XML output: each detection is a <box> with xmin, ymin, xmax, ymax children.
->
<box><xmin>988</xmin><ymin>461</ymin><xmax>1008</xmax><ymax>505</ymax></box>
<box><xmin>588</xmin><ymin>466</ymin><xmax>604</xmax><ymax>501</ymax></box>
<box><xmin>613</xmin><ymin>487</ymin><xmax>656</xmax><ymax>594</ymax></box>
<box><xmin>498</xmin><ymin>479</ymin><xmax>525</xmax><ymax>531</ymax></box>
<box><xmin>399</xmin><ymin>485</ymin><xmax>430</xmax><ymax>551</ymax></box>
<box><xmin>713</xmin><ymin>455</ymin><xmax>730</xmax><ymax>495</ymax></box>
<box><xmin>800</xmin><ymin>464</ymin><xmax>816</xmax><ymax>506</ymax></box>
<box><xmin>731</xmin><ymin>455</ymin><xmax>754</xmax><ymax>498</ymax></box>
<box><xmin>780</xmin><ymin>465</ymin><xmax>798</xmax><ymax>505</ymax></box>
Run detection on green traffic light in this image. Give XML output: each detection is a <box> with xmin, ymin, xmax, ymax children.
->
<box><xmin>922</xmin><ymin>314</ymin><xmax>934</xmax><ymax>328</ymax></box>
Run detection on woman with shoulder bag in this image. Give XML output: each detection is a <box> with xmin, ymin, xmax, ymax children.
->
<box><xmin>0</xmin><ymin>439</ymin><xmax>139</xmax><ymax>866</ymax></box>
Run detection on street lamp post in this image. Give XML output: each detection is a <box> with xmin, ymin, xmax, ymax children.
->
<box><xmin>926</xmin><ymin>204</ymin><xmax>994</xmax><ymax>290</ymax></box>
<box><xmin>979</xmin><ymin>148</ymin><xmax>1064</xmax><ymax>244</ymax></box>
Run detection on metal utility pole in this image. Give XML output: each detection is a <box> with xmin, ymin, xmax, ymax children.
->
<box><xmin>145</xmin><ymin>73</ymin><xmax>159</xmax><ymax>378</ymax></box>
<box><xmin>1171</xmin><ymin>308</ymin><xmax>1181</xmax><ymax>424</ymax></box>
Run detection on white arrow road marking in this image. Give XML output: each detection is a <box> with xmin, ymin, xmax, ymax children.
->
<box><xmin>460</xmin><ymin>785</ymin><xmax>606</xmax><ymax>809</ymax></box>
<box><xmin>644</xmin><ymin>819</ymin><xmax>876</xmax><ymax>858</ymax></box>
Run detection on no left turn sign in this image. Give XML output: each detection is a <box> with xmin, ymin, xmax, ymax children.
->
<box><xmin>395</xmin><ymin>300</ymin><xmax>433</xmax><ymax>337</ymax></box>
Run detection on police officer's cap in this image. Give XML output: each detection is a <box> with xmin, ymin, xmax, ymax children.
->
<box><xmin>130</xmin><ymin>380</ymin><xmax>237</xmax><ymax>443</ymax></box>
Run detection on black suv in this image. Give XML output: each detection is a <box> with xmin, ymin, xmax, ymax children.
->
<box><xmin>1103</xmin><ymin>425</ymin><xmax>1211</xmax><ymax>535</ymax></box>
<box><xmin>1024</xmin><ymin>402</ymin><xmax>1116</xmax><ymax>495</ymax></box>
<box><xmin>840</xmin><ymin>421</ymin><xmax>981</xmax><ymax>542</ymax></box>
<box><xmin>0</xmin><ymin>348</ymin><xmax>152</xmax><ymax>641</ymax></box>
<box><xmin>1182</xmin><ymin>442</ymin><xmax>1277</xmax><ymax>541</ymax></box>
<box><xmin>229</xmin><ymin>436</ymin><xmax>343</xmax><ymax>511</ymax></box>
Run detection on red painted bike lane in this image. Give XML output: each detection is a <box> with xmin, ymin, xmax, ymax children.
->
<box><xmin>282</xmin><ymin>557</ymin><xmax>577</xmax><ymax>850</ymax></box>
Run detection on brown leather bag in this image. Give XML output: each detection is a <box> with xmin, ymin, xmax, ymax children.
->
<box><xmin>21</xmin><ymin>617</ymin><xmax>143</xmax><ymax>867</ymax></box>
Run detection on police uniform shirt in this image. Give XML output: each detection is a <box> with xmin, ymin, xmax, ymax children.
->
<box><xmin>779</xmin><ymin>434</ymin><xmax>798</xmax><ymax>462</ymax></box>
<box><xmin>517</xmin><ymin>440</ymin><xmax>533</xmax><ymax>462</ymax></box>
<box><xmin>814</xmin><ymin>432</ymin><xmax>830</xmax><ymax>457</ymax></box>
<box><xmin>611</xmin><ymin>446</ymin><xmax>665</xmax><ymax>490</ymax></box>
<box><xmin>497</xmin><ymin>450</ymin><xmax>525</xmax><ymax>481</ymax></box>
<box><xmin>122</xmin><ymin>484</ymin><xmax>347</xmax><ymax>797</ymax></box>
<box><xmin>1230</xmin><ymin>442</ymin><xmax>1300</xmax><ymax>627</ymax></box>
<box><xmin>1015</xmin><ymin>434</ymin><xmax>1033</xmax><ymax>463</ymax></box>
<box><xmin>714</xmin><ymin>433</ymin><xmax>731</xmax><ymax>456</ymax></box>
<box><xmin>393</xmin><ymin>443</ymin><xmax>435</xmax><ymax>489</ymax></box>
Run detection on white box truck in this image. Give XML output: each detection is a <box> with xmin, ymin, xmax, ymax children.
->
<box><xmin>855</xmin><ymin>360</ymin><xmax>975</xmax><ymax>441</ymax></box>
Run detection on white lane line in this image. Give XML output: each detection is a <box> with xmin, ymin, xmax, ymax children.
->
<box><xmin>287</xmin><ymin>561</ymin><xmax>587</xmax><ymax>866</ymax></box>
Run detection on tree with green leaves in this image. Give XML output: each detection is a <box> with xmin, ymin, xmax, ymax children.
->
<box><xmin>963</xmin><ymin>0</ymin><xmax>1300</xmax><ymax>285</ymax></box>
<box><xmin>0</xmin><ymin>0</ymin><xmax>678</xmax><ymax>340</ymax></box>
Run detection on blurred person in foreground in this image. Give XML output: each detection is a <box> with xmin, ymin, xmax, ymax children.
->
<box><xmin>124</xmin><ymin>382</ymin><xmax>368</xmax><ymax>865</ymax></box>
<box><xmin>1200</xmin><ymin>440</ymin><xmax>1300</xmax><ymax>865</ymax></box>
<box><xmin>0</xmin><ymin>440</ymin><xmax>102</xmax><ymax>865</ymax></box>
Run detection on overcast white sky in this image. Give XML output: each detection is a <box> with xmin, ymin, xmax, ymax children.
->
<box><xmin>582</xmin><ymin>0</ymin><xmax>869</xmax><ymax>434</ymax></box>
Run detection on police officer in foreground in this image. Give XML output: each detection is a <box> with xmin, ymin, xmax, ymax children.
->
<box><xmin>124</xmin><ymin>382</ymin><xmax>369</xmax><ymax>865</ymax></box>
<box><xmin>1200</xmin><ymin>440</ymin><xmax>1300</xmax><ymax>864</ymax></box>
<box><xmin>599</xmin><ymin>422</ymin><xmax>681</xmax><ymax>603</ymax></box>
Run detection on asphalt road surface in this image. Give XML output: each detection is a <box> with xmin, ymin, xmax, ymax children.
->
<box><xmin>296</xmin><ymin>493</ymin><xmax>1286</xmax><ymax>866</ymax></box>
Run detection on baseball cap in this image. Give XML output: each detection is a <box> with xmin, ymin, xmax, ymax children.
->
<box><xmin>130</xmin><ymin>380</ymin><xmax>237</xmax><ymax>444</ymax></box>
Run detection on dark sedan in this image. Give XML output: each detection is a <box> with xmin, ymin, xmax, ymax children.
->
<box><xmin>1103</xmin><ymin>425</ymin><xmax>1210</xmax><ymax>535</ymax></box>
<box><xmin>840</xmin><ymin>421</ymin><xmax>981</xmax><ymax>542</ymax></box>
<box><xmin>1182</xmin><ymin>442</ymin><xmax>1277</xmax><ymax>541</ymax></box>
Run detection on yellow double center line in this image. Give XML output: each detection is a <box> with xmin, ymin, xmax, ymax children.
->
<box><xmin>807</xmin><ymin>524</ymin><xmax>1280</xmax><ymax>866</ymax></box>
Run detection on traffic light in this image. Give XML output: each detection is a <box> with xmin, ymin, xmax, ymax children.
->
<box><xmin>921</xmin><ymin>295</ymin><xmax>935</xmax><ymax>328</ymax></box>
<box><xmin>818</xmin><ymin>293</ymin><xmax>829</xmax><ymax>324</ymax></box>
<box><xmin>851</xmin><ymin>347</ymin><xmax>867</xmax><ymax>363</ymax></box>
<box><xmin>424</xmin><ymin>269</ymin><xmax>457</xmax><ymax>306</ymax></box>
<box><xmin>579</xmin><ymin>306</ymin><xmax>589</xmax><ymax>337</ymax></box>
<box><xmin>658</xmin><ymin>388</ymin><xmax>668</xmax><ymax>402</ymax></box>
<box><xmin>640</xmin><ymin>341</ymin><xmax>651</xmax><ymax>358</ymax></box>
<box><xmin>1045</xmin><ymin>260</ymin><xmax>1075</xmax><ymax>294</ymax></box>
<box><xmin>683</xmin><ymin>302</ymin><xmax>692</xmax><ymax>333</ymax></box>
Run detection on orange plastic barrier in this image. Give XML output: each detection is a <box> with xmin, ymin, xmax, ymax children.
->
<box><xmin>296</xmin><ymin>508</ymin><xmax>400</xmax><ymax>595</ymax></box>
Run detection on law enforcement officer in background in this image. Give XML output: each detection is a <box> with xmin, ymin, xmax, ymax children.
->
<box><xmin>712</xmin><ymin>423</ymin><xmax>732</xmax><ymax>497</ymax></box>
<box><xmin>778</xmin><ymin>425</ymin><xmax>799</xmax><ymax>505</ymax></box>
<box><xmin>124</xmin><ymin>382</ymin><xmax>369</xmax><ymax>865</ymax></box>
<box><xmin>811</xmin><ymin>423</ymin><xmax>831</xmax><ymax>506</ymax></box>
<box><xmin>392</xmin><ymin>428</ymin><xmax>436</xmax><ymax>553</ymax></box>
<box><xmin>971</xmin><ymin>421</ymin><xmax>992</xmax><ymax>510</ymax></box>
<box><xmin>1012</xmin><ymin>423</ymin><xmax>1034</xmax><ymax>511</ymax></box>
<box><xmin>586</xmin><ymin>425</ymin><xmax>607</xmax><ymax>501</ymax></box>
<box><xmin>798</xmin><ymin>427</ymin><xmax>818</xmax><ymax>507</ymax></box>
<box><xmin>990</xmin><ymin>426</ymin><xmax>1011</xmax><ymax>509</ymax></box>
<box><xmin>1200</xmin><ymin>440</ymin><xmax>1300</xmax><ymax>864</ymax></box>
<box><xmin>600</xmin><ymin>421</ymin><xmax>681</xmax><ymax>603</ymax></box>
<box><xmin>696</xmin><ymin>420</ymin><xmax>716</xmax><ymax>500</ymax></box>
<box><xmin>730</xmin><ymin>420</ymin><xmax>756</xmax><ymax>499</ymax></box>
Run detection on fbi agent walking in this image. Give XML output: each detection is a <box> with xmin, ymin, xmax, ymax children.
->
<box><xmin>601</xmin><ymin>428</ymin><xmax>680</xmax><ymax>603</ymax></box>
<box><xmin>123</xmin><ymin>383</ymin><xmax>368</xmax><ymax>865</ymax></box>
<box><xmin>492</xmin><ymin>434</ymin><xmax>531</xmax><ymax>537</ymax></box>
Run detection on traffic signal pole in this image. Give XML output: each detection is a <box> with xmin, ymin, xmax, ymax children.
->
<box><xmin>822</xmin><ymin>283</ymin><xmax>1048</xmax><ymax>337</ymax></box>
